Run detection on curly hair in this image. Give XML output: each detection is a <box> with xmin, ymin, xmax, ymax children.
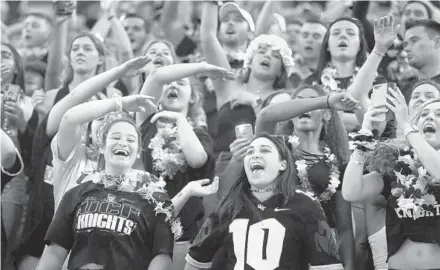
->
<box><xmin>291</xmin><ymin>85</ymin><xmax>351</xmax><ymax>166</ymax></box>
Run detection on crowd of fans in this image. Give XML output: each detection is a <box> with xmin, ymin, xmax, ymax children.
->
<box><xmin>2</xmin><ymin>0</ymin><xmax>440</xmax><ymax>269</ymax></box>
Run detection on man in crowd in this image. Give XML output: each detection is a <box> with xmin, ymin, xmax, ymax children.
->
<box><xmin>289</xmin><ymin>19</ymin><xmax>327</xmax><ymax>87</ymax></box>
<box><xmin>402</xmin><ymin>19</ymin><xmax>440</xmax><ymax>100</ymax></box>
<box><xmin>19</xmin><ymin>13</ymin><xmax>52</xmax><ymax>62</ymax></box>
<box><xmin>122</xmin><ymin>14</ymin><xmax>151</xmax><ymax>57</ymax></box>
<box><xmin>217</xmin><ymin>2</ymin><xmax>255</xmax><ymax>68</ymax></box>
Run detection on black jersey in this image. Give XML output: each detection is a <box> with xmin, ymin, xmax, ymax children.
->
<box><xmin>186</xmin><ymin>191</ymin><xmax>342</xmax><ymax>270</ymax></box>
<box><xmin>45</xmin><ymin>181</ymin><xmax>174</xmax><ymax>270</ymax></box>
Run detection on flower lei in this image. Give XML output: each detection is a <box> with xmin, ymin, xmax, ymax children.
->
<box><xmin>148</xmin><ymin>120</ymin><xmax>188</xmax><ymax>179</ymax></box>
<box><xmin>320</xmin><ymin>64</ymin><xmax>362</xmax><ymax>93</ymax></box>
<box><xmin>95</xmin><ymin>170</ymin><xmax>183</xmax><ymax>240</ymax></box>
<box><xmin>389</xmin><ymin>147</ymin><xmax>438</xmax><ymax>217</ymax></box>
<box><xmin>243</xmin><ymin>34</ymin><xmax>295</xmax><ymax>77</ymax></box>
<box><xmin>348</xmin><ymin>128</ymin><xmax>378</xmax><ymax>152</ymax></box>
<box><xmin>289</xmin><ymin>136</ymin><xmax>340</xmax><ymax>201</ymax></box>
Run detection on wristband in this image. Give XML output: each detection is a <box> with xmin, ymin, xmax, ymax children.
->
<box><xmin>326</xmin><ymin>95</ymin><xmax>331</xmax><ymax>109</ymax></box>
<box><xmin>113</xmin><ymin>96</ymin><xmax>123</xmax><ymax>113</ymax></box>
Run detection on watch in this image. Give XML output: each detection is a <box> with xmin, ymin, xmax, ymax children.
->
<box><xmin>403</xmin><ymin>125</ymin><xmax>419</xmax><ymax>138</ymax></box>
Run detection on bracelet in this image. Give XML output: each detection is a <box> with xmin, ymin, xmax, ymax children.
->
<box><xmin>113</xmin><ymin>96</ymin><xmax>123</xmax><ymax>113</ymax></box>
<box><xmin>326</xmin><ymin>95</ymin><xmax>331</xmax><ymax>109</ymax></box>
<box><xmin>350</xmin><ymin>150</ymin><xmax>366</xmax><ymax>165</ymax></box>
<box><xmin>372</xmin><ymin>50</ymin><xmax>385</xmax><ymax>57</ymax></box>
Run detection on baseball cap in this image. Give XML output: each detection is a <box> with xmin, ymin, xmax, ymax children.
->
<box><xmin>219</xmin><ymin>2</ymin><xmax>255</xmax><ymax>33</ymax></box>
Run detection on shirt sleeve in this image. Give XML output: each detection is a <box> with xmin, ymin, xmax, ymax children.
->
<box><xmin>45</xmin><ymin>185</ymin><xmax>80</xmax><ymax>250</ymax></box>
<box><xmin>185</xmin><ymin>214</ymin><xmax>226</xmax><ymax>269</ymax></box>
<box><xmin>189</xmin><ymin>127</ymin><xmax>215</xmax><ymax>180</ymax></box>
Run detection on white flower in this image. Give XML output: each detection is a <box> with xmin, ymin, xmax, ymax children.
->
<box><xmin>295</xmin><ymin>160</ymin><xmax>308</xmax><ymax>173</ymax></box>
<box><xmin>397</xmin><ymin>196</ymin><xmax>415</xmax><ymax>211</ymax></box>
<box><xmin>421</xmin><ymin>194</ymin><xmax>437</xmax><ymax>205</ymax></box>
<box><xmin>413</xmin><ymin>178</ymin><xmax>427</xmax><ymax>192</ymax></box>
<box><xmin>395</xmin><ymin>171</ymin><xmax>413</xmax><ymax>188</ymax></box>
<box><xmin>391</xmin><ymin>188</ymin><xmax>403</xmax><ymax>197</ymax></box>
<box><xmin>288</xmin><ymin>135</ymin><xmax>300</xmax><ymax>149</ymax></box>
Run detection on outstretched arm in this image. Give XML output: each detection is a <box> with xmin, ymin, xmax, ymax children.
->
<box><xmin>47</xmin><ymin>56</ymin><xmax>150</xmax><ymax>138</ymax></box>
<box><xmin>256</xmin><ymin>93</ymin><xmax>359</xmax><ymax>134</ymax></box>
<box><xmin>137</xmin><ymin>62</ymin><xmax>234</xmax><ymax>126</ymax></box>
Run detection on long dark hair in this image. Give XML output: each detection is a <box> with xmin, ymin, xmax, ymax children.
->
<box><xmin>62</xmin><ymin>33</ymin><xmax>106</xmax><ymax>87</ymax></box>
<box><xmin>218</xmin><ymin>133</ymin><xmax>298</xmax><ymax>223</ymax></box>
<box><xmin>292</xmin><ymin>84</ymin><xmax>351</xmax><ymax>166</ymax></box>
<box><xmin>1</xmin><ymin>42</ymin><xmax>25</xmax><ymax>91</ymax></box>
<box><xmin>315</xmin><ymin>17</ymin><xmax>369</xmax><ymax>78</ymax></box>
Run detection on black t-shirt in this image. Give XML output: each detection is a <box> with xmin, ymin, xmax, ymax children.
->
<box><xmin>45</xmin><ymin>181</ymin><xmax>174</xmax><ymax>270</ymax></box>
<box><xmin>215</xmin><ymin>102</ymin><xmax>256</xmax><ymax>153</ymax></box>
<box><xmin>381</xmin><ymin>172</ymin><xmax>440</xmax><ymax>259</ymax></box>
<box><xmin>139</xmin><ymin>114</ymin><xmax>215</xmax><ymax>241</ymax></box>
<box><xmin>186</xmin><ymin>192</ymin><xmax>342</xmax><ymax>270</ymax></box>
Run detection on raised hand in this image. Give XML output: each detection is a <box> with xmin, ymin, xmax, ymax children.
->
<box><xmin>121</xmin><ymin>94</ymin><xmax>156</xmax><ymax>113</ymax></box>
<box><xmin>200</xmin><ymin>62</ymin><xmax>236</xmax><ymax>81</ymax></box>
<box><xmin>386</xmin><ymin>87</ymin><xmax>410</xmax><ymax>130</ymax></box>
<box><xmin>3</xmin><ymin>101</ymin><xmax>26</xmax><ymax>132</ymax></box>
<box><xmin>361</xmin><ymin>105</ymin><xmax>389</xmax><ymax>132</ymax></box>
<box><xmin>328</xmin><ymin>93</ymin><xmax>360</xmax><ymax>111</ymax></box>
<box><xmin>122</xmin><ymin>56</ymin><xmax>152</xmax><ymax>77</ymax></box>
<box><xmin>373</xmin><ymin>14</ymin><xmax>401</xmax><ymax>55</ymax></box>
<box><xmin>31</xmin><ymin>90</ymin><xmax>49</xmax><ymax>115</ymax></box>
<box><xmin>230</xmin><ymin>137</ymin><xmax>252</xmax><ymax>161</ymax></box>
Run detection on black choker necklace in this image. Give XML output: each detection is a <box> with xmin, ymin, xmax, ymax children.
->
<box><xmin>250</xmin><ymin>187</ymin><xmax>278</xmax><ymax>193</ymax></box>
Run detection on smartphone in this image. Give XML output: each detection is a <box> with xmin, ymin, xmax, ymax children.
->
<box><xmin>2</xmin><ymin>84</ymin><xmax>21</xmax><ymax>102</ymax></box>
<box><xmin>54</xmin><ymin>0</ymin><xmax>76</xmax><ymax>16</ymax></box>
<box><xmin>235</xmin><ymin>124</ymin><xmax>253</xmax><ymax>140</ymax></box>
<box><xmin>371</xmin><ymin>82</ymin><xmax>396</xmax><ymax>121</ymax></box>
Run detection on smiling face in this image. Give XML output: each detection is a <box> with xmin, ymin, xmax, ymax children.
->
<box><xmin>145</xmin><ymin>42</ymin><xmax>175</xmax><ymax>68</ymax></box>
<box><xmin>328</xmin><ymin>20</ymin><xmax>360</xmax><ymax>62</ymax></box>
<box><xmin>219</xmin><ymin>11</ymin><xmax>250</xmax><ymax>47</ymax></box>
<box><xmin>102</xmin><ymin>121</ymin><xmax>139</xmax><ymax>173</ymax></box>
<box><xmin>160</xmin><ymin>77</ymin><xmax>193</xmax><ymax>113</ymax></box>
<box><xmin>300</xmin><ymin>22</ymin><xmax>327</xmax><ymax>60</ymax></box>
<box><xmin>69</xmin><ymin>36</ymin><xmax>102</xmax><ymax>74</ymax></box>
<box><xmin>418</xmin><ymin>101</ymin><xmax>440</xmax><ymax>149</ymax></box>
<box><xmin>244</xmin><ymin>137</ymin><xmax>286</xmax><ymax>190</ymax></box>
<box><xmin>250</xmin><ymin>45</ymin><xmax>283</xmax><ymax>80</ymax></box>
<box><xmin>409</xmin><ymin>83</ymin><xmax>440</xmax><ymax>114</ymax></box>
<box><xmin>292</xmin><ymin>88</ymin><xmax>326</xmax><ymax>133</ymax></box>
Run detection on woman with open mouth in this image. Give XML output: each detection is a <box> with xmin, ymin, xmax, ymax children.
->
<box><xmin>342</xmin><ymin>87</ymin><xmax>440</xmax><ymax>270</ymax></box>
<box><xmin>185</xmin><ymin>133</ymin><xmax>343</xmax><ymax>270</ymax></box>
<box><xmin>36</xmin><ymin>108</ymin><xmax>178</xmax><ymax>270</ymax></box>
<box><xmin>252</xmin><ymin>86</ymin><xmax>359</xmax><ymax>270</ymax></box>
<box><xmin>137</xmin><ymin>60</ymin><xmax>234</xmax><ymax>270</ymax></box>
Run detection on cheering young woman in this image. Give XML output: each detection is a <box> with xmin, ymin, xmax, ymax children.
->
<box><xmin>185</xmin><ymin>133</ymin><xmax>343</xmax><ymax>270</ymax></box>
<box><xmin>254</xmin><ymin>87</ymin><xmax>358</xmax><ymax>269</ymax></box>
<box><xmin>37</xmin><ymin>109</ymin><xmax>178</xmax><ymax>270</ymax></box>
<box><xmin>342</xmin><ymin>87</ymin><xmax>440</xmax><ymax>270</ymax></box>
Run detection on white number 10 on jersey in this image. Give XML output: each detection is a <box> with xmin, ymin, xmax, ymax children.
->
<box><xmin>229</xmin><ymin>218</ymin><xmax>286</xmax><ymax>270</ymax></box>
